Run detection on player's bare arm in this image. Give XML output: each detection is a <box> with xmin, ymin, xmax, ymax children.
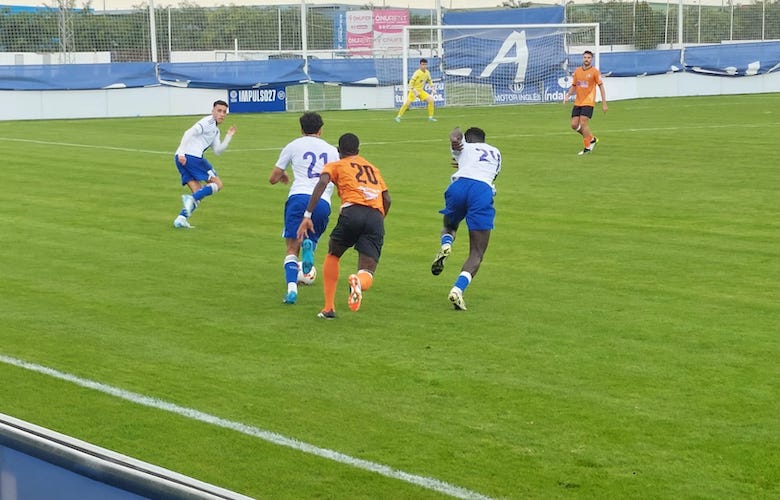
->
<box><xmin>563</xmin><ymin>87</ymin><xmax>574</xmax><ymax>103</ymax></box>
<box><xmin>297</xmin><ymin>217</ymin><xmax>314</xmax><ymax>239</ymax></box>
<box><xmin>599</xmin><ymin>83</ymin><xmax>608</xmax><ymax>112</ymax></box>
<box><xmin>382</xmin><ymin>191</ymin><xmax>391</xmax><ymax>216</ymax></box>
<box><xmin>450</xmin><ymin>127</ymin><xmax>464</xmax><ymax>151</ymax></box>
<box><xmin>268</xmin><ymin>166</ymin><xmax>289</xmax><ymax>185</ymax></box>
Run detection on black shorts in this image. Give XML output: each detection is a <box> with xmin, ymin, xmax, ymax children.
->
<box><xmin>571</xmin><ymin>105</ymin><xmax>594</xmax><ymax>119</ymax></box>
<box><xmin>329</xmin><ymin>204</ymin><xmax>385</xmax><ymax>261</ymax></box>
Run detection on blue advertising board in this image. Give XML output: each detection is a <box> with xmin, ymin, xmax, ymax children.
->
<box><xmin>333</xmin><ymin>12</ymin><xmax>347</xmax><ymax>50</ymax></box>
<box><xmin>228</xmin><ymin>86</ymin><xmax>287</xmax><ymax>113</ymax></box>
<box><xmin>491</xmin><ymin>75</ymin><xmax>570</xmax><ymax>104</ymax></box>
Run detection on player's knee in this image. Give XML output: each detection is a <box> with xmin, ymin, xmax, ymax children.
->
<box><xmin>208</xmin><ymin>181</ymin><xmax>221</xmax><ymax>193</ymax></box>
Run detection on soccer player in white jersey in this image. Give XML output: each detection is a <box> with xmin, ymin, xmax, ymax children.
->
<box><xmin>173</xmin><ymin>100</ymin><xmax>236</xmax><ymax>229</ymax></box>
<box><xmin>269</xmin><ymin>112</ymin><xmax>338</xmax><ymax>305</ymax></box>
<box><xmin>431</xmin><ymin>126</ymin><xmax>502</xmax><ymax>311</ymax></box>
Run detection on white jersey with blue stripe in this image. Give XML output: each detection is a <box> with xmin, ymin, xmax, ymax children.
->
<box><xmin>275</xmin><ymin>135</ymin><xmax>338</xmax><ymax>204</ymax></box>
<box><xmin>451</xmin><ymin>139</ymin><xmax>502</xmax><ymax>192</ymax></box>
<box><xmin>175</xmin><ymin>115</ymin><xmax>231</xmax><ymax>158</ymax></box>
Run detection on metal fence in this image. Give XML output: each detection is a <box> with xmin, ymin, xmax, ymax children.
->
<box><xmin>566</xmin><ymin>1</ymin><xmax>780</xmax><ymax>50</ymax></box>
<box><xmin>1</xmin><ymin>1</ymin><xmax>778</xmax><ymax>64</ymax></box>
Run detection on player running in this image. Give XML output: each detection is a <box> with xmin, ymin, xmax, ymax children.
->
<box><xmin>431</xmin><ymin>126</ymin><xmax>502</xmax><ymax>311</ymax></box>
<box><xmin>297</xmin><ymin>133</ymin><xmax>391</xmax><ymax>319</ymax></box>
<box><xmin>269</xmin><ymin>112</ymin><xmax>338</xmax><ymax>305</ymax></box>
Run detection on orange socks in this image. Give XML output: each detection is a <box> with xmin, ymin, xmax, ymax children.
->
<box><xmin>322</xmin><ymin>256</ymin><xmax>376</xmax><ymax>312</ymax></box>
<box><xmin>357</xmin><ymin>270</ymin><xmax>374</xmax><ymax>291</ymax></box>
<box><xmin>322</xmin><ymin>253</ymin><xmax>339</xmax><ymax>312</ymax></box>
<box><xmin>583</xmin><ymin>134</ymin><xmax>593</xmax><ymax>149</ymax></box>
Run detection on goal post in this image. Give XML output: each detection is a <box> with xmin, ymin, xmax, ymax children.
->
<box><xmin>401</xmin><ymin>23</ymin><xmax>600</xmax><ymax>107</ymax></box>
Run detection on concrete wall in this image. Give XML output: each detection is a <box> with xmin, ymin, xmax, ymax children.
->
<box><xmin>3</xmin><ymin>86</ymin><xmax>227</xmax><ymax>120</ymax></box>
<box><xmin>606</xmin><ymin>71</ymin><xmax>780</xmax><ymax>100</ymax></box>
<box><xmin>3</xmin><ymin>72</ymin><xmax>779</xmax><ymax>121</ymax></box>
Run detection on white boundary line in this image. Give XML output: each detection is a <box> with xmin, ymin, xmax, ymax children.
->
<box><xmin>0</xmin><ymin>137</ymin><xmax>167</xmax><ymax>154</ymax></box>
<box><xmin>2</xmin><ymin>120</ymin><xmax>779</xmax><ymax>153</ymax></box>
<box><xmin>0</xmin><ymin>354</ymin><xmax>495</xmax><ymax>500</ymax></box>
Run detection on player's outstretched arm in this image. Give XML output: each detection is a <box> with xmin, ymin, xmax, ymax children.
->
<box><xmin>450</xmin><ymin>127</ymin><xmax>464</xmax><ymax>151</ymax></box>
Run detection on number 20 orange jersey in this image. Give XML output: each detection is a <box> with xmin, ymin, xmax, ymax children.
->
<box><xmin>322</xmin><ymin>155</ymin><xmax>389</xmax><ymax>215</ymax></box>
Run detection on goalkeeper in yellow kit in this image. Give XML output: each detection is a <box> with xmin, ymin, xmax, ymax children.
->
<box><xmin>395</xmin><ymin>58</ymin><xmax>437</xmax><ymax>122</ymax></box>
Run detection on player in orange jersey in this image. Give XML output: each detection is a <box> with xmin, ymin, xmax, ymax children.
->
<box><xmin>563</xmin><ymin>50</ymin><xmax>608</xmax><ymax>155</ymax></box>
<box><xmin>297</xmin><ymin>133</ymin><xmax>391</xmax><ymax>319</ymax></box>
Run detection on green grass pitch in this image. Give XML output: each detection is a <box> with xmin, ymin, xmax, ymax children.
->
<box><xmin>1</xmin><ymin>94</ymin><xmax>779</xmax><ymax>499</ymax></box>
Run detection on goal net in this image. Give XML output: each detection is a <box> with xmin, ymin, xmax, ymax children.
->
<box><xmin>401</xmin><ymin>23</ymin><xmax>599</xmax><ymax>107</ymax></box>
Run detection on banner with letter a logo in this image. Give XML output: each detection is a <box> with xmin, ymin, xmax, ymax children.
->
<box><xmin>443</xmin><ymin>28</ymin><xmax>569</xmax><ymax>104</ymax></box>
<box><xmin>440</xmin><ymin>7</ymin><xmax>568</xmax><ymax>105</ymax></box>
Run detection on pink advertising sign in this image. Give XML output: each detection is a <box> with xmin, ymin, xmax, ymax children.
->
<box><xmin>373</xmin><ymin>9</ymin><xmax>409</xmax><ymax>53</ymax></box>
<box><xmin>346</xmin><ymin>10</ymin><xmax>374</xmax><ymax>54</ymax></box>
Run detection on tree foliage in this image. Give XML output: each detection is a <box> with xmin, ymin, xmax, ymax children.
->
<box><xmin>566</xmin><ymin>0</ymin><xmax>780</xmax><ymax>48</ymax></box>
<box><xmin>2</xmin><ymin>2</ymin><xmax>779</xmax><ymax>59</ymax></box>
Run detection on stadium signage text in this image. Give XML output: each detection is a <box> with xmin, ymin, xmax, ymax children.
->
<box><xmin>228</xmin><ymin>87</ymin><xmax>286</xmax><ymax>113</ymax></box>
<box><xmin>393</xmin><ymin>81</ymin><xmax>445</xmax><ymax>108</ymax></box>
<box><xmin>236</xmin><ymin>89</ymin><xmax>278</xmax><ymax>102</ymax></box>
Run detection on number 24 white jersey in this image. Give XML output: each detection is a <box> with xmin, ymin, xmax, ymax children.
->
<box><xmin>451</xmin><ymin>139</ymin><xmax>502</xmax><ymax>192</ymax></box>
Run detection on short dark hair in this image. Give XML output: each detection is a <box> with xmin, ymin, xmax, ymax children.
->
<box><xmin>464</xmin><ymin>127</ymin><xmax>486</xmax><ymax>143</ymax></box>
<box><xmin>583</xmin><ymin>50</ymin><xmax>594</xmax><ymax>57</ymax></box>
<box><xmin>300</xmin><ymin>111</ymin><xmax>324</xmax><ymax>135</ymax></box>
<box><xmin>338</xmin><ymin>133</ymin><xmax>360</xmax><ymax>156</ymax></box>
<box><xmin>213</xmin><ymin>100</ymin><xmax>228</xmax><ymax>108</ymax></box>
<box><xmin>420</xmin><ymin>58</ymin><xmax>428</xmax><ymax>64</ymax></box>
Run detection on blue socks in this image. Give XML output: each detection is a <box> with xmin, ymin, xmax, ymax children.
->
<box><xmin>193</xmin><ymin>184</ymin><xmax>214</xmax><ymax>202</ymax></box>
<box><xmin>284</xmin><ymin>256</ymin><xmax>300</xmax><ymax>284</ymax></box>
<box><xmin>454</xmin><ymin>271</ymin><xmax>472</xmax><ymax>292</ymax></box>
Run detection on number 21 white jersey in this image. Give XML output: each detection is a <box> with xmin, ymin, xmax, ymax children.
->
<box><xmin>275</xmin><ymin>135</ymin><xmax>338</xmax><ymax>203</ymax></box>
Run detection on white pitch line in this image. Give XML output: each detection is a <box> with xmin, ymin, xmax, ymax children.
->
<box><xmin>0</xmin><ymin>354</ymin><xmax>495</xmax><ymax>500</ymax></box>
<box><xmin>0</xmin><ymin>136</ymin><xmax>167</xmax><ymax>154</ymax></box>
<box><xmin>3</xmin><ymin>120</ymin><xmax>779</xmax><ymax>154</ymax></box>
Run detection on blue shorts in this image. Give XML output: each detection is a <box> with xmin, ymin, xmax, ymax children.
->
<box><xmin>175</xmin><ymin>154</ymin><xmax>217</xmax><ymax>185</ymax></box>
<box><xmin>283</xmin><ymin>194</ymin><xmax>330</xmax><ymax>245</ymax></box>
<box><xmin>439</xmin><ymin>178</ymin><xmax>495</xmax><ymax>231</ymax></box>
